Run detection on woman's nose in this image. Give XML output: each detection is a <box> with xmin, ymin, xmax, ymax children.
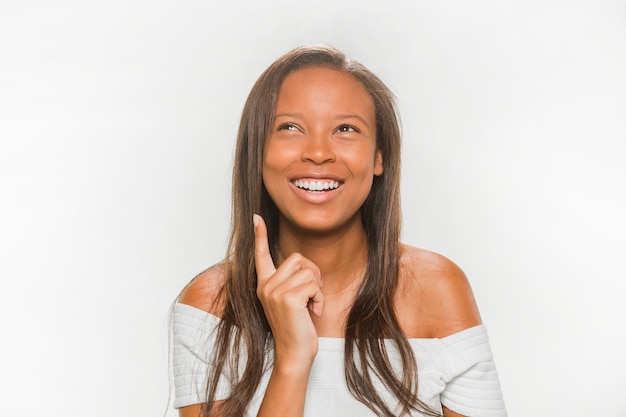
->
<box><xmin>301</xmin><ymin>132</ymin><xmax>336</xmax><ymax>164</ymax></box>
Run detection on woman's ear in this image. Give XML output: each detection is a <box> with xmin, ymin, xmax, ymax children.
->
<box><xmin>374</xmin><ymin>150</ymin><xmax>383</xmax><ymax>176</ymax></box>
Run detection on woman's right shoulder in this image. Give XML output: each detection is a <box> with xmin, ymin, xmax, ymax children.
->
<box><xmin>178</xmin><ymin>263</ymin><xmax>227</xmax><ymax>317</ymax></box>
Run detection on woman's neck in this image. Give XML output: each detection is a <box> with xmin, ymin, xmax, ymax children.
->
<box><xmin>275</xmin><ymin>215</ymin><xmax>368</xmax><ymax>295</ymax></box>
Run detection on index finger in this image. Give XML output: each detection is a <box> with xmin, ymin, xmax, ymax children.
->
<box><xmin>253</xmin><ymin>214</ymin><xmax>276</xmax><ymax>281</ymax></box>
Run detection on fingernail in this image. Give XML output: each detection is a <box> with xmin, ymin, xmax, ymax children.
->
<box><xmin>253</xmin><ymin>213</ymin><xmax>259</xmax><ymax>227</ymax></box>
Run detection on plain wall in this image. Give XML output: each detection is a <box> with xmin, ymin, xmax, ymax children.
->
<box><xmin>1</xmin><ymin>1</ymin><xmax>625</xmax><ymax>416</ymax></box>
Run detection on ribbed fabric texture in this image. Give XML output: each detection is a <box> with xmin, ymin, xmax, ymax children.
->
<box><xmin>440</xmin><ymin>325</ymin><xmax>507</xmax><ymax>417</ymax></box>
<box><xmin>171</xmin><ymin>303</ymin><xmax>506</xmax><ymax>416</ymax></box>
<box><xmin>172</xmin><ymin>303</ymin><xmax>231</xmax><ymax>408</ymax></box>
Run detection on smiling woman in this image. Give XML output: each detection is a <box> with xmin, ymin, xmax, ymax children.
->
<box><xmin>171</xmin><ymin>45</ymin><xmax>507</xmax><ymax>417</ymax></box>
<box><xmin>263</xmin><ymin>67</ymin><xmax>383</xmax><ymax>234</ymax></box>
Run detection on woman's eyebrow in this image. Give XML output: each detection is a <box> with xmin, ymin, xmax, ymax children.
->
<box><xmin>274</xmin><ymin>112</ymin><xmax>302</xmax><ymax>119</ymax></box>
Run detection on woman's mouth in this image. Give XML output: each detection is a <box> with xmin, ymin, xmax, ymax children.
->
<box><xmin>292</xmin><ymin>179</ymin><xmax>341</xmax><ymax>192</ymax></box>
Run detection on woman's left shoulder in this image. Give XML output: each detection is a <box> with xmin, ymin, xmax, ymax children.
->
<box><xmin>397</xmin><ymin>244</ymin><xmax>482</xmax><ymax>338</ymax></box>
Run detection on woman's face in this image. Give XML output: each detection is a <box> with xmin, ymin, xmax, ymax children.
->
<box><xmin>262</xmin><ymin>66</ymin><xmax>383</xmax><ymax>234</ymax></box>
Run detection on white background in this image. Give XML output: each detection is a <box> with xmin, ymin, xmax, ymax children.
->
<box><xmin>1</xmin><ymin>1</ymin><xmax>625</xmax><ymax>416</ymax></box>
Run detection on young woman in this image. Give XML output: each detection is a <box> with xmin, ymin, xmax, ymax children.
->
<box><xmin>172</xmin><ymin>45</ymin><xmax>506</xmax><ymax>417</ymax></box>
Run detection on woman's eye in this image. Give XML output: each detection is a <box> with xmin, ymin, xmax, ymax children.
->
<box><xmin>337</xmin><ymin>124</ymin><xmax>358</xmax><ymax>133</ymax></box>
<box><xmin>278</xmin><ymin>123</ymin><xmax>299</xmax><ymax>131</ymax></box>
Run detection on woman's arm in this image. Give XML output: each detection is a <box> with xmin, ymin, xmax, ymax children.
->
<box><xmin>178</xmin><ymin>403</ymin><xmax>203</xmax><ymax>417</ymax></box>
<box><xmin>253</xmin><ymin>214</ymin><xmax>324</xmax><ymax>417</ymax></box>
<box><xmin>443</xmin><ymin>405</ymin><xmax>466</xmax><ymax>417</ymax></box>
<box><xmin>399</xmin><ymin>247</ymin><xmax>484</xmax><ymax>417</ymax></box>
<box><xmin>406</xmin><ymin>249</ymin><xmax>504</xmax><ymax>416</ymax></box>
<box><xmin>255</xmin><ymin>359</ymin><xmax>313</xmax><ymax>417</ymax></box>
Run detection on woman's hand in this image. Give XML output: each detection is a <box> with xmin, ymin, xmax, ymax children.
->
<box><xmin>254</xmin><ymin>214</ymin><xmax>325</xmax><ymax>369</ymax></box>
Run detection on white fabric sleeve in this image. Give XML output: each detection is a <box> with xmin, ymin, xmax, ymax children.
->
<box><xmin>172</xmin><ymin>303</ymin><xmax>232</xmax><ymax>409</ymax></box>
<box><xmin>440</xmin><ymin>325</ymin><xmax>507</xmax><ymax>417</ymax></box>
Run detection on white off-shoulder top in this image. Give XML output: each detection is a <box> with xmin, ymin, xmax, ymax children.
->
<box><xmin>172</xmin><ymin>303</ymin><xmax>506</xmax><ymax>417</ymax></box>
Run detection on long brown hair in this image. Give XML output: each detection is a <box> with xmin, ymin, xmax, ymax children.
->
<box><xmin>204</xmin><ymin>45</ymin><xmax>439</xmax><ymax>417</ymax></box>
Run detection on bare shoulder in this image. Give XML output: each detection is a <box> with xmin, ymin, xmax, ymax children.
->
<box><xmin>178</xmin><ymin>263</ymin><xmax>227</xmax><ymax>317</ymax></box>
<box><xmin>396</xmin><ymin>244</ymin><xmax>482</xmax><ymax>338</ymax></box>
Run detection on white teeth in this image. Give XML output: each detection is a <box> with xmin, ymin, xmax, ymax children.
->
<box><xmin>294</xmin><ymin>179</ymin><xmax>340</xmax><ymax>191</ymax></box>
